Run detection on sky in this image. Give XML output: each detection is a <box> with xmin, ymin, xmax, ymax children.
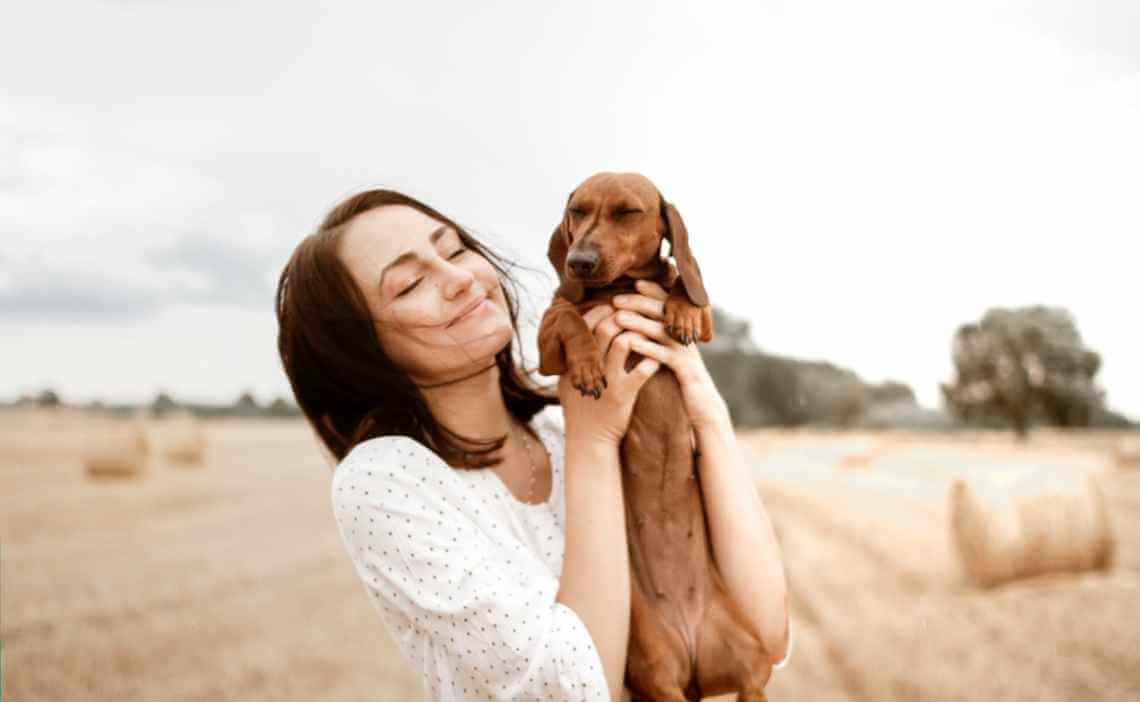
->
<box><xmin>2</xmin><ymin>0</ymin><xmax>1138</xmax><ymax>419</ymax></box>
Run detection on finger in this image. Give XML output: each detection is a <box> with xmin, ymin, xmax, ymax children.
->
<box><xmin>628</xmin><ymin>333</ymin><xmax>675</xmax><ymax>367</ymax></box>
<box><xmin>604</xmin><ymin>330</ymin><xmax>642</xmax><ymax>377</ymax></box>
<box><xmin>612</xmin><ymin>293</ymin><xmax>665</xmax><ymax>320</ymax></box>
<box><xmin>635</xmin><ymin>279</ymin><xmax>669</xmax><ymax>301</ymax></box>
<box><xmin>592</xmin><ymin>312</ymin><xmax>623</xmax><ymax>357</ymax></box>
<box><xmin>581</xmin><ymin>304</ymin><xmax>614</xmax><ymax>332</ymax></box>
<box><xmin>614</xmin><ymin>310</ymin><xmax>680</xmax><ymax>347</ymax></box>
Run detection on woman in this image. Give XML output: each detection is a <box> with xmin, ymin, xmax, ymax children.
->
<box><xmin>275</xmin><ymin>189</ymin><xmax>791</xmax><ymax>701</ymax></box>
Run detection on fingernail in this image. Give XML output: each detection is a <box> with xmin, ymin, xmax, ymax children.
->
<box><xmin>613</xmin><ymin>295</ymin><xmax>627</xmax><ymax>304</ymax></box>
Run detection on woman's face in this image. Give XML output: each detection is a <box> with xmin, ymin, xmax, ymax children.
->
<box><xmin>337</xmin><ymin>205</ymin><xmax>513</xmax><ymax>383</ymax></box>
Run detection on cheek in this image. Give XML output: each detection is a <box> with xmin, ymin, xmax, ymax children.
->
<box><xmin>373</xmin><ymin>324</ymin><xmax>416</xmax><ymax>367</ymax></box>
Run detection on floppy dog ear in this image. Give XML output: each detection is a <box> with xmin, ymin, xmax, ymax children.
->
<box><xmin>658</xmin><ymin>194</ymin><xmax>709</xmax><ymax>307</ymax></box>
<box><xmin>546</xmin><ymin>191</ymin><xmax>584</xmax><ymax>303</ymax></box>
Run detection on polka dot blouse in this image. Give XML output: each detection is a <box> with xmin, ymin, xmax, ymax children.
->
<box><xmin>331</xmin><ymin>404</ymin><xmax>614</xmax><ymax>701</ymax></box>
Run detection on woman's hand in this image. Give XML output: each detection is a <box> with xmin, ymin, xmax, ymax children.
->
<box><xmin>610</xmin><ymin>280</ymin><xmax>731</xmax><ymax>431</ymax></box>
<box><xmin>558</xmin><ymin>304</ymin><xmax>661</xmax><ymax>449</ymax></box>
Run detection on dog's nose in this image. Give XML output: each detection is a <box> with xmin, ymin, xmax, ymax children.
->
<box><xmin>567</xmin><ymin>248</ymin><xmax>600</xmax><ymax>277</ymax></box>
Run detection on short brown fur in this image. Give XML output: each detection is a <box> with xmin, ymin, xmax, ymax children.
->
<box><xmin>538</xmin><ymin>172</ymin><xmax>775</xmax><ymax>701</ymax></box>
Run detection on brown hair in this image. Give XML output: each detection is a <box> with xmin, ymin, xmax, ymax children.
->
<box><xmin>275</xmin><ymin>189</ymin><xmax>557</xmax><ymax>468</ymax></box>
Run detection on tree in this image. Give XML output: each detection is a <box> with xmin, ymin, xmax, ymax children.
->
<box><xmin>941</xmin><ymin>306</ymin><xmax>1103</xmax><ymax>438</ymax></box>
<box><xmin>266</xmin><ymin>396</ymin><xmax>300</xmax><ymax>417</ymax></box>
<box><xmin>152</xmin><ymin>391</ymin><xmax>178</xmax><ymax>419</ymax></box>
<box><xmin>232</xmin><ymin>390</ymin><xmax>261</xmax><ymax>417</ymax></box>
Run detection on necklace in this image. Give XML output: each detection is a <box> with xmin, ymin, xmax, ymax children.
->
<box><xmin>515</xmin><ymin>421</ymin><xmax>539</xmax><ymax>504</ymax></box>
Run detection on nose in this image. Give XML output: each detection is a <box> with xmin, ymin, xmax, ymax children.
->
<box><xmin>441</xmin><ymin>261</ymin><xmax>475</xmax><ymax>299</ymax></box>
<box><xmin>566</xmin><ymin>248</ymin><xmax>600</xmax><ymax>278</ymax></box>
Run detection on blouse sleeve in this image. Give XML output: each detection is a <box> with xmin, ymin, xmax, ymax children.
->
<box><xmin>331</xmin><ymin>435</ymin><xmax>609</xmax><ymax>701</ymax></box>
<box><xmin>772</xmin><ymin>618</ymin><xmax>794</xmax><ymax>670</ymax></box>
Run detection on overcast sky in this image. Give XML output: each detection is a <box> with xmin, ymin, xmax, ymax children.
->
<box><xmin>2</xmin><ymin>0</ymin><xmax>1137</xmax><ymax>419</ymax></box>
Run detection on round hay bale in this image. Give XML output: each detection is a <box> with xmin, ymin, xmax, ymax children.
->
<box><xmin>161</xmin><ymin>413</ymin><xmax>207</xmax><ymax>465</ymax></box>
<box><xmin>949</xmin><ymin>472</ymin><xmax>1115</xmax><ymax>588</ymax></box>
<box><xmin>1115</xmin><ymin>436</ymin><xmax>1140</xmax><ymax>470</ymax></box>
<box><xmin>84</xmin><ymin>422</ymin><xmax>151</xmax><ymax>479</ymax></box>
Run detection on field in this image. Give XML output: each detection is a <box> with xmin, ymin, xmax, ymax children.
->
<box><xmin>2</xmin><ymin>408</ymin><xmax>1139</xmax><ymax>701</ymax></box>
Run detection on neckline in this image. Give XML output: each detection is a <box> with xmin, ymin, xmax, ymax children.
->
<box><xmin>486</xmin><ymin>413</ymin><xmax>555</xmax><ymax>509</ymax></box>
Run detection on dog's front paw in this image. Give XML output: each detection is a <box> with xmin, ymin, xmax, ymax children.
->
<box><xmin>567</xmin><ymin>350</ymin><xmax>607</xmax><ymax>399</ymax></box>
<box><xmin>664</xmin><ymin>296</ymin><xmax>712</xmax><ymax>345</ymax></box>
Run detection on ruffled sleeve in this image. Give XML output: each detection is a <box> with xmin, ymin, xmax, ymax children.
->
<box><xmin>331</xmin><ymin>435</ymin><xmax>609</xmax><ymax>701</ymax></box>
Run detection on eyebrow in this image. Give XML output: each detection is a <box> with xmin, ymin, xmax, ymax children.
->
<box><xmin>378</xmin><ymin>225</ymin><xmax>452</xmax><ymax>293</ymax></box>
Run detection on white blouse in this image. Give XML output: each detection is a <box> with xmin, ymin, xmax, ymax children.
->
<box><xmin>330</xmin><ymin>404</ymin><xmax>792</xmax><ymax>701</ymax></box>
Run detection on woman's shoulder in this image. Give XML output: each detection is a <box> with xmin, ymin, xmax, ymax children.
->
<box><xmin>331</xmin><ymin>434</ymin><xmax>455</xmax><ymax>501</ymax></box>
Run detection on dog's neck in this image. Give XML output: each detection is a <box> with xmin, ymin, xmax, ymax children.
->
<box><xmin>624</xmin><ymin>254</ymin><xmax>669</xmax><ymax>281</ymax></box>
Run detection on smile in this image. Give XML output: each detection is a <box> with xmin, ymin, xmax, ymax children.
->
<box><xmin>448</xmin><ymin>294</ymin><xmax>489</xmax><ymax>327</ymax></box>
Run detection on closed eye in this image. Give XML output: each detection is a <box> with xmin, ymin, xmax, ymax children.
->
<box><xmin>614</xmin><ymin>209</ymin><xmax>643</xmax><ymax>218</ymax></box>
<box><xmin>396</xmin><ymin>249</ymin><xmax>466</xmax><ymax>297</ymax></box>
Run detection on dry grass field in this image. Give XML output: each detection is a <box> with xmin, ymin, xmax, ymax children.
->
<box><xmin>2</xmin><ymin>408</ymin><xmax>1139</xmax><ymax>701</ymax></box>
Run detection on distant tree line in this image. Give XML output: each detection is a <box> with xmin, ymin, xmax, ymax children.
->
<box><xmin>10</xmin><ymin>305</ymin><xmax>1134</xmax><ymax>435</ymax></box>
<box><xmin>4</xmin><ymin>388</ymin><xmax>302</xmax><ymax>420</ymax></box>
<box><xmin>700</xmin><ymin>308</ymin><xmax>948</xmax><ymax>429</ymax></box>
<box><xmin>700</xmin><ymin>305</ymin><xmax>1133</xmax><ymax>433</ymax></box>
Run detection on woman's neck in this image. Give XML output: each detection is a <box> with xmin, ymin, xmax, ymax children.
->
<box><xmin>418</xmin><ymin>360</ymin><xmax>513</xmax><ymax>440</ymax></box>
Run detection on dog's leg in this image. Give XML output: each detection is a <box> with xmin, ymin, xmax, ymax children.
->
<box><xmin>536</xmin><ymin>299</ymin><xmax>607</xmax><ymax>397</ymax></box>
<box><xmin>663</xmin><ymin>284</ymin><xmax>713</xmax><ymax>345</ymax></box>
<box><xmin>625</xmin><ymin>578</ymin><xmax>693</xmax><ymax>702</ymax></box>
<box><xmin>695</xmin><ymin>569</ymin><xmax>773</xmax><ymax>700</ymax></box>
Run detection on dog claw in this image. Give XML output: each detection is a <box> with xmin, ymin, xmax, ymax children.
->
<box><xmin>592</xmin><ymin>388</ymin><xmax>601</xmax><ymax>399</ymax></box>
<box><xmin>602</xmin><ymin>377</ymin><xmax>608</xmax><ymax>389</ymax></box>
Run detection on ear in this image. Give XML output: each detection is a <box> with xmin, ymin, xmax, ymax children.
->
<box><xmin>658</xmin><ymin>193</ymin><xmax>709</xmax><ymax>307</ymax></box>
<box><xmin>547</xmin><ymin>191</ymin><xmax>584</xmax><ymax>303</ymax></box>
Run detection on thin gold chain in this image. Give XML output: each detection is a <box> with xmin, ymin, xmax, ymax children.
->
<box><xmin>516</xmin><ymin>421</ymin><xmax>538</xmax><ymax>504</ymax></box>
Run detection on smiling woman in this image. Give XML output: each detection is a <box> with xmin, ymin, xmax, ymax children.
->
<box><xmin>274</xmin><ymin>188</ymin><xmax>666</xmax><ymax>700</ymax></box>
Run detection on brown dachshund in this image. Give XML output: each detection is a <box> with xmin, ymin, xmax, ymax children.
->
<box><xmin>537</xmin><ymin>172</ymin><xmax>775</xmax><ymax>701</ymax></box>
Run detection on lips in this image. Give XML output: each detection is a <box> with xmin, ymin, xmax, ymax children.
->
<box><xmin>447</xmin><ymin>293</ymin><xmax>489</xmax><ymax>328</ymax></box>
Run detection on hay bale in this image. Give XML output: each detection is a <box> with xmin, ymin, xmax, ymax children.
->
<box><xmin>949</xmin><ymin>471</ymin><xmax>1114</xmax><ymax>588</ymax></box>
<box><xmin>162</xmin><ymin>413</ymin><xmax>207</xmax><ymax>465</ymax></box>
<box><xmin>1115</xmin><ymin>436</ymin><xmax>1140</xmax><ymax>469</ymax></box>
<box><xmin>84</xmin><ymin>422</ymin><xmax>151</xmax><ymax>478</ymax></box>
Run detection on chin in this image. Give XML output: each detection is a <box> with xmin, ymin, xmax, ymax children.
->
<box><xmin>465</xmin><ymin>316</ymin><xmax>512</xmax><ymax>352</ymax></box>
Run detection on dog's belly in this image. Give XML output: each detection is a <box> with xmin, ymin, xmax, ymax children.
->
<box><xmin>620</xmin><ymin>366</ymin><xmax>713</xmax><ymax>679</ymax></box>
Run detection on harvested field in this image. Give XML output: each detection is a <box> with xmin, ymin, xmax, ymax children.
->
<box><xmin>3</xmin><ymin>410</ymin><xmax>1139</xmax><ymax>701</ymax></box>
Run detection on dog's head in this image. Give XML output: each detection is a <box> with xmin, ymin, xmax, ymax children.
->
<box><xmin>546</xmin><ymin>172</ymin><xmax>709</xmax><ymax>306</ymax></box>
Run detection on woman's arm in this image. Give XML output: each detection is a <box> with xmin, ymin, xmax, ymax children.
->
<box><xmin>554</xmin><ymin>303</ymin><xmax>660</xmax><ymax>701</ymax></box>
<box><xmin>693</xmin><ymin>414</ymin><xmax>790</xmax><ymax>664</ymax></box>
<box><xmin>611</xmin><ymin>280</ymin><xmax>790</xmax><ymax>664</ymax></box>
<box><xmin>556</xmin><ymin>437</ymin><xmax>630</xmax><ymax>701</ymax></box>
